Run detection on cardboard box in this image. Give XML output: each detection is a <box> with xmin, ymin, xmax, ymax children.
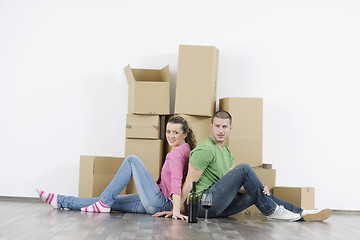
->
<box><xmin>79</xmin><ymin>156</ymin><xmax>127</xmax><ymax>198</ymax></box>
<box><xmin>124</xmin><ymin>65</ymin><xmax>170</xmax><ymax>115</ymax></box>
<box><xmin>175</xmin><ymin>45</ymin><xmax>218</xmax><ymax>117</ymax></box>
<box><xmin>241</xmin><ymin>168</ymin><xmax>276</xmax><ymax>215</ymax></box>
<box><xmin>226</xmin><ymin>135</ymin><xmax>262</xmax><ymax>167</ymax></box>
<box><xmin>165</xmin><ymin>114</ymin><xmax>212</xmax><ymax>153</ymax></box>
<box><xmin>219</xmin><ymin>97</ymin><xmax>263</xmax><ymax>167</ymax></box>
<box><xmin>273</xmin><ymin>187</ymin><xmax>315</xmax><ymax>210</ymax></box>
<box><xmin>125</xmin><ymin>139</ymin><xmax>164</xmax><ymax>194</ymax></box>
<box><xmin>126</xmin><ymin>114</ymin><xmax>165</xmax><ymax>140</ymax></box>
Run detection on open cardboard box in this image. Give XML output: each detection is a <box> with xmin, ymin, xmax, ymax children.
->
<box><xmin>124</xmin><ymin>65</ymin><xmax>170</xmax><ymax>115</ymax></box>
<box><xmin>79</xmin><ymin>156</ymin><xmax>127</xmax><ymax>198</ymax></box>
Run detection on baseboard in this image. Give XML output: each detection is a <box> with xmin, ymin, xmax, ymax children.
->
<box><xmin>332</xmin><ymin>209</ymin><xmax>360</xmax><ymax>215</ymax></box>
<box><xmin>0</xmin><ymin>196</ymin><xmax>42</xmax><ymax>202</ymax></box>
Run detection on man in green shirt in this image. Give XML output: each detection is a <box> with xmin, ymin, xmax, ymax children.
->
<box><xmin>179</xmin><ymin>110</ymin><xmax>331</xmax><ymax>222</ymax></box>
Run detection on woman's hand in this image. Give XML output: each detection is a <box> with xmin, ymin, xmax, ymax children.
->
<box><xmin>172</xmin><ymin>212</ymin><xmax>188</xmax><ymax>220</ymax></box>
<box><xmin>152</xmin><ymin>211</ymin><xmax>173</xmax><ymax>218</ymax></box>
<box><xmin>152</xmin><ymin>211</ymin><xmax>188</xmax><ymax>220</ymax></box>
<box><xmin>263</xmin><ymin>185</ymin><xmax>270</xmax><ymax>196</ymax></box>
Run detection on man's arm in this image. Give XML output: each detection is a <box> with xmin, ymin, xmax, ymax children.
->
<box><xmin>180</xmin><ymin>164</ymin><xmax>204</xmax><ymax>207</ymax></box>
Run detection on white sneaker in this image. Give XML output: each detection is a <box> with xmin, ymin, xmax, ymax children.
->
<box><xmin>266</xmin><ymin>205</ymin><xmax>301</xmax><ymax>221</ymax></box>
<box><xmin>301</xmin><ymin>208</ymin><xmax>331</xmax><ymax>222</ymax></box>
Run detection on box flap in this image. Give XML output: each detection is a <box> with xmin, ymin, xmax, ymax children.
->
<box><xmin>131</xmin><ymin>65</ymin><xmax>169</xmax><ymax>83</ymax></box>
<box><xmin>124</xmin><ymin>64</ymin><xmax>135</xmax><ymax>85</ymax></box>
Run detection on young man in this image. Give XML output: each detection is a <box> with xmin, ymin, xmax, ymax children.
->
<box><xmin>179</xmin><ymin>110</ymin><xmax>331</xmax><ymax>221</ymax></box>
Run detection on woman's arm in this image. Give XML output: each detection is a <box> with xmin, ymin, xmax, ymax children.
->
<box><xmin>171</xmin><ymin>194</ymin><xmax>187</xmax><ymax>220</ymax></box>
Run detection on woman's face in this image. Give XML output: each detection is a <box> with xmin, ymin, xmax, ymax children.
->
<box><xmin>166</xmin><ymin>122</ymin><xmax>187</xmax><ymax>149</ymax></box>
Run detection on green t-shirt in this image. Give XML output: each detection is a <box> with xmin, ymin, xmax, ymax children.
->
<box><xmin>189</xmin><ymin>137</ymin><xmax>234</xmax><ymax>195</ymax></box>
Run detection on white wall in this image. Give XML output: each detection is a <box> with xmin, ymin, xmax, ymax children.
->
<box><xmin>1</xmin><ymin>0</ymin><xmax>359</xmax><ymax>210</ymax></box>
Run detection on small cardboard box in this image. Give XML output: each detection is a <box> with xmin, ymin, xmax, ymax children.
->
<box><xmin>273</xmin><ymin>187</ymin><xmax>315</xmax><ymax>210</ymax></box>
<box><xmin>126</xmin><ymin>114</ymin><xmax>165</xmax><ymax>140</ymax></box>
<box><xmin>125</xmin><ymin>139</ymin><xmax>164</xmax><ymax>194</ymax></box>
<box><xmin>175</xmin><ymin>45</ymin><xmax>218</xmax><ymax>117</ymax></box>
<box><xmin>124</xmin><ymin>65</ymin><xmax>170</xmax><ymax>115</ymax></box>
<box><xmin>241</xmin><ymin>168</ymin><xmax>276</xmax><ymax>215</ymax></box>
<box><xmin>220</xmin><ymin>97</ymin><xmax>263</xmax><ymax>167</ymax></box>
<box><xmin>165</xmin><ymin>114</ymin><xmax>211</xmax><ymax>153</ymax></box>
<box><xmin>79</xmin><ymin>156</ymin><xmax>127</xmax><ymax>198</ymax></box>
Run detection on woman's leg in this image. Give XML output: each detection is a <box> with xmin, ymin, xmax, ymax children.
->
<box><xmin>110</xmin><ymin>194</ymin><xmax>147</xmax><ymax>213</ymax></box>
<box><xmin>84</xmin><ymin>155</ymin><xmax>172</xmax><ymax>214</ymax></box>
<box><xmin>57</xmin><ymin>195</ymin><xmax>99</xmax><ymax>210</ymax></box>
<box><xmin>120</xmin><ymin>155</ymin><xmax>172</xmax><ymax>214</ymax></box>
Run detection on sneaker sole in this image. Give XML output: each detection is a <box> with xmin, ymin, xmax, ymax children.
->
<box><xmin>267</xmin><ymin>215</ymin><xmax>301</xmax><ymax>222</ymax></box>
<box><xmin>303</xmin><ymin>209</ymin><xmax>331</xmax><ymax>222</ymax></box>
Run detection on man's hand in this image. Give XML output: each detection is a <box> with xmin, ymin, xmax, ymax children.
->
<box><xmin>263</xmin><ymin>185</ymin><xmax>270</xmax><ymax>196</ymax></box>
<box><xmin>152</xmin><ymin>211</ymin><xmax>188</xmax><ymax>220</ymax></box>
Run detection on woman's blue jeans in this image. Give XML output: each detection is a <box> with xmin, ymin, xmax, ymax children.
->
<box><xmin>57</xmin><ymin>155</ymin><xmax>173</xmax><ymax>214</ymax></box>
<box><xmin>198</xmin><ymin>163</ymin><xmax>303</xmax><ymax>218</ymax></box>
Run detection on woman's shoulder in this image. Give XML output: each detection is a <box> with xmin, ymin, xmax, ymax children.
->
<box><xmin>172</xmin><ymin>143</ymin><xmax>191</xmax><ymax>156</ymax></box>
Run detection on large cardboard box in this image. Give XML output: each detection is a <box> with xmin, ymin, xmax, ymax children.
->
<box><xmin>175</xmin><ymin>45</ymin><xmax>218</xmax><ymax>117</ymax></box>
<box><xmin>241</xmin><ymin>168</ymin><xmax>276</xmax><ymax>215</ymax></box>
<box><xmin>125</xmin><ymin>139</ymin><xmax>164</xmax><ymax>194</ymax></box>
<box><xmin>219</xmin><ymin>97</ymin><xmax>263</xmax><ymax>167</ymax></box>
<box><xmin>126</xmin><ymin>114</ymin><xmax>165</xmax><ymax>140</ymax></box>
<box><xmin>124</xmin><ymin>65</ymin><xmax>170</xmax><ymax>115</ymax></box>
<box><xmin>273</xmin><ymin>187</ymin><xmax>315</xmax><ymax>210</ymax></box>
<box><xmin>79</xmin><ymin>156</ymin><xmax>127</xmax><ymax>198</ymax></box>
<box><xmin>165</xmin><ymin>114</ymin><xmax>211</xmax><ymax>153</ymax></box>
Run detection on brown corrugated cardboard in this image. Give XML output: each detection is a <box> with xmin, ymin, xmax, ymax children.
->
<box><xmin>126</xmin><ymin>114</ymin><xmax>165</xmax><ymax>139</ymax></box>
<box><xmin>241</xmin><ymin>168</ymin><xmax>276</xmax><ymax>215</ymax></box>
<box><xmin>219</xmin><ymin>97</ymin><xmax>263</xmax><ymax>167</ymax></box>
<box><xmin>125</xmin><ymin>139</ymin><xmax>164</xmax><ymax>194</ymax></box>
<box><xmin>226</xmin><ymin>135</ymin><xmax>262</xmax><ymax>167</ymax></box>
<box><xmin>273</xmin><ymin>187</ymin><xmax>315</xmax><ymax>210</ymax></box>
<box><xmin>165</xmin><ymin>114</ymin><xmax>211</xmax><ymax>153</ymax></box>
<box><xmin>79</xmin><ymin>156</ymin><xmax>127</xmax><ymax>198</ymax></box>
<box><xmin>175</xmin><ymin>45</ymin><xmax>218</xmax><ymax>117</ymax></box>
<box><xmin>124</xmin><ymin>65</ymin><xmax>170</xmax><ymax>115</ymax></box>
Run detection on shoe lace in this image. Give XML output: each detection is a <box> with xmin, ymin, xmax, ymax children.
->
<box><xmin>278</xmin><ymin>205</ymin><xmax>291</xmax><ymax>216</ymax></box>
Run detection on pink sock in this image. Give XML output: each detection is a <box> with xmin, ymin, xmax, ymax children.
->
<box><xmin>37</xmin><ymin>189</ymin><xmax>58</xmax><ymax>209</ymax></box>
<box><xmin>81</xmin><ymin>200</ymin><xmax>110</xmax><ymax>213</ymax></box>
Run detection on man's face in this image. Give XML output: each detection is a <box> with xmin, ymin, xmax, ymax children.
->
<box><xmin>210</xmin><ymin>117</ymin><xmax>232</xmax><ymax>144</ymax></box>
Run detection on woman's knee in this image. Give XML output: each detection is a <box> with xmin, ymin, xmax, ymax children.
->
<box><xmin>125</xmin><ymin>155</ymin><xmax>141</xmax><ymax>164</ymax></box>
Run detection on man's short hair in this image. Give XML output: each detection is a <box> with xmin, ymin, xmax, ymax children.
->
<box><xmin>212</xmin><ymin>110</ymin><xmax>232</xmax><ymax>125</ymax></box>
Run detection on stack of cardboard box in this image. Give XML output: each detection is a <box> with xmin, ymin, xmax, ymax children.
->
<box><xmin>78</xmin><ymin>44</ymin><xmax>315</xmax><ymax>212</ymax></box>
<box><xmin>219</xmin><ymin>97</ymin><xmax>271</xmax><ymax>214</ymax></box>
<box><xmin>123</xmin><ymin>65</ymin><xmax>170</xmax><ymax>194</ymax></box>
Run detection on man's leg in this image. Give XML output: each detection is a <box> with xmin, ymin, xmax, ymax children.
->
<box><xmin>204</xmin><ymin>163</ymin><xmax>277</xmax><ymax>217</ymax></box>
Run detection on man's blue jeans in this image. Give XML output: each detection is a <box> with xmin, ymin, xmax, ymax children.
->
<box><xmin>57</xmin><ymin>155</ymin><xmax>173</xmax><ymax>214</ymax></box>
<box><xmin>198</xmin><ymin>163</ymin><xmax>303</xmax><ymax>218</ymax></box>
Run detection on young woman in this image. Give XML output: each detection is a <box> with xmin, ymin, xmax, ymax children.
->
<box><xmin>37</xmin><ymin>116</ymin><xmax>196</xmax><ymax>220</ymax></box>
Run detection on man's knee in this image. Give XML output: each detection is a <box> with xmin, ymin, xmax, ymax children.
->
<box><xmin>234</xmin><ymin>163</ymin><xmax>252</xmax><ymax>172</ymax></box>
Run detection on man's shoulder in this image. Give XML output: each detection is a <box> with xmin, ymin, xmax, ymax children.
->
<box><xmin>190</xmin><ymin>137</ymin><xmax>216</xmax><ymax>158</ymax></box>
<box><xmin>192</xmin><ymin>137</ymin><xmax>216</xmax><ymax>152</ymax></box>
